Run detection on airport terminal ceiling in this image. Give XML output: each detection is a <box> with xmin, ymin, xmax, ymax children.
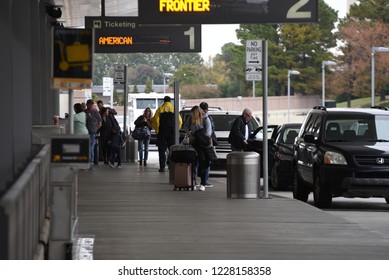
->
<box><xmin>54</xmin><ymin>0</ymin><xmax>138</xmax><ymax>27</ymax></box>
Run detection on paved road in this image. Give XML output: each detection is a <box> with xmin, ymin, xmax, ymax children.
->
<box><xmin>273</xmin><ymin>191</ymin><xmax>389</xmax><ymax>238</ymax></box>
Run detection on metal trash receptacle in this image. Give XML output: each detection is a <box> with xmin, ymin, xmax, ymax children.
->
<box><xmin>227</xmin><ymin>152</ymin><xmax>260</xmax><ymax>198</ymax></box>
<box><xmin>126</xmin><ymin>137</ymin><xmax>138</xmax><ymax>163</ymax></box>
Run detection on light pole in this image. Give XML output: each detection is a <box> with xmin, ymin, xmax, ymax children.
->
<box><xmin>163</xmin><ymin>72</ymin><xmax>173</xmax><ymax>94</ymax></box>
<box><xmin>287</xmin><ymin>70</ymin><xmax>300</xmax><ymax>123</ymax></box>
<box><xmin>322</xmin><ymin>60</ymin><xmax>336</xmax><ymax>106</ymax></box>
<box><xmin>371</xmin><ymin>47</ymin><xmax>389</xmax><ymax>106</ymax></box>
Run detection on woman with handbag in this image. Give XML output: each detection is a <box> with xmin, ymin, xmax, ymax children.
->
<box><xmin>134</xmin><ymin>107</ymin><xmax>153</xmax><ymax>166</ymax></box>
<box><xmin>188</xmin><ymin>106</ymin><xmax>212</xmax><ymax>191</ymax></box>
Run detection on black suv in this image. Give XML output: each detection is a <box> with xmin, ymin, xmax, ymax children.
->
<box><xmin>293</xmin><ymin>106</ymin><xmax>389</xmax><ymax>208</ymax></box>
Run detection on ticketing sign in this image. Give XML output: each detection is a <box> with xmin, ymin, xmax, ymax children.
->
<box><xmin>85</xmin><ymin>17</ymin><xmax>201</xmax><ymax>53</ymax></box>
<box><xmin>139</xmin><ymin>0</ymin><xmax>318</xmax><ymax>24</ymax></box>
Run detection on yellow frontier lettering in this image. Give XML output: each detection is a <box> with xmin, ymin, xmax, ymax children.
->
<box><xmin>159</xmin><ymin>0</ymin><xmax>210</xmax><ymax>12</ymax></box>
<box><xmin>98</xmin><ymin>37</ymin><xmax>133</xmax><ymax>45</ymax></box>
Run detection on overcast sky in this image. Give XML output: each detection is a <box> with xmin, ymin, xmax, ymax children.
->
<box><xmin>200</xmin><ymin>0</ymin><xmax>348</xmax><ymax>60</ymax></box>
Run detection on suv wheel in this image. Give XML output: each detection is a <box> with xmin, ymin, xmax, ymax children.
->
<box><xmin>293</xmin><ymin>172</ymin><xmax>309</xmax><ymax>202</ymax></box>
<box><xmin>313</xmin><ymin>173</ymin><xmax>332</xmax><ymax>208</ymax></box>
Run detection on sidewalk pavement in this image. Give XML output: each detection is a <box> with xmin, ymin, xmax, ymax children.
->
<box><xmin>76</xmin><ymin>152</ymin><xmax>389</xmax><ymax>260</ymax></box>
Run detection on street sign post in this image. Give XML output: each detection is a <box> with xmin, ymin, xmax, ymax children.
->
<box><xmin>85</xmin><ymin>17</ymin><xmax>201</xmax><ymax>53</ymax></box>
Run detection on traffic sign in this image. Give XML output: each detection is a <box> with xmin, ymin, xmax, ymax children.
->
<box><xmin>114</xmin><ymin>64</ymin><xmax>126</xmax><ymax>85</ymax></box>
<box><xmin>85</xmin><ymin>17</ymin><xmax>201</xmax><ymax>53</ymax></box>
<box><xmin>246</xmin><ymin>40</ymin><xmax>262</xmax><ymax>66</ymax></box>
<box><xmin>139</xmin><ymin>0</ymin><xmax>318</xmax><ymax>24</ymax></box>
<box><xmin>246</xmin><ymin>66</ymin><xmax>262</xmax><ymax>81</ymax></box>
<box><xmin>246</xmin><ymin>40</ymin><xmax>262</xmax><ymax>81</ymax></box>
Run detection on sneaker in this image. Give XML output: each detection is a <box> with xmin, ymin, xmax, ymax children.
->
<box><xmin>204</xmin><ymin>183</ymin><xmax>213</xmax><ymax>188</ymax></box>
<box><xmin>198</xmin><ymin>185</ymin><xmax>206</xmax><ymax>191</ymax></box>
<box><xmin>109</xmin><ymin>163</ymin><xmax>115</xmax><ymax>168</ymax></box>
<box><xmin>117</xmin><ymin>165</ymin><xmax>122</xmax><ymax>169</ymax></box>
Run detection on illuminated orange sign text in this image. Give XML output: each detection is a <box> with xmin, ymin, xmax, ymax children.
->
<box><xmin>159</xmin><ymin>0</ymin><xmax>210</xmax><ymax>12</ymax></box>
<box><xmin>98</xmin><ymin>37</ymin><xmax>133</xmax><ymax>45</ymax></box>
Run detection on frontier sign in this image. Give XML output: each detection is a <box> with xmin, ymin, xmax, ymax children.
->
<box><xmin>139</xmin><ymin>0</ymin><xmax>318</xmax><ymax>24</ymax></box>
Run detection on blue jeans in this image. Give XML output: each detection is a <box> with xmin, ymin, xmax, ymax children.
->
<box><xmin>138</xmin><ymin>137</ymin><xmax>150</xmax><ymax>161</ymax></box>
<box><xmin>204</xmin><ymin>165</ymin><xmax>210</xmax><ymax>185</ymax></box>
<box><xmin>196</xmin><ymin>158</ymin><xmax>211</xmax><ymax>186</ymax></box>
<box><xmin>89</xmin><ymin>133</ymin><xmax>96</xmax><ymax>163</ymax></box>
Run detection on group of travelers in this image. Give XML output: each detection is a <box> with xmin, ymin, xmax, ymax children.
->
<box><xmin>73</xmin><ymin>99</ymin><xmax>123</xmax><ymax>169</ymax></box>
<box><xmin>180</xmin><ymin>102</ymin><xmax>215</xmax><ymax>191</ymax></box>
<box><xmin>69</xmin><ymin>95</ymin><xmax>254</xmax><ymax>192</ymax></box>
<box><xmin>140</xmin><ymin>95</ymin><xmax>254</xmax><ymax>192</ymax></box>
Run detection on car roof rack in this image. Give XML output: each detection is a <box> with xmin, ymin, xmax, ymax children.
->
<box><xmin>313</xmin><ymin>106</ymin><xmax>326</xmax><ymax>111</ymax></box>
<box><xmin>371</xmin><ymin>106</ymin><xmax>389</xmax><ymax>111</ymax></box>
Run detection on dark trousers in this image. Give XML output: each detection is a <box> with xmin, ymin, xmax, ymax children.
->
<box><xmin>93</xmin><ymin>140</ymin><xmax>99</xmax><ymax>165</ymax></box>
<box><xmin>100</xmin><ymin>137</ymin><xmax>111</xmax><ymax>163</ymax></box>
<box><xmin>110</xmin><ymin>146</ymin><xmax>121</xmax><ymax>166</ymax></box>
<box><xmin>157</xmin><ymin>132</ymin><xmax>175</xmax><ymax>170</ymax></box>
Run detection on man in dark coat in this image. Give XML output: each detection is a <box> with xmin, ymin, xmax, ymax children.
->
<box><xmin>228</xmin><ymin>108</ymin><xmax>254</xmax><ymax>151</ymax></box>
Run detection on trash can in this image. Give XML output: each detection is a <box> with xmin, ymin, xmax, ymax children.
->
<box><xmin>227</xmin><ymin>152</ymin><xmax>260</xmax><ymax>198</ymax></box>
<box><xmin>126</xmin><ymin>137</ymin><xmax>138</xmax><ymax>163</ymax></box>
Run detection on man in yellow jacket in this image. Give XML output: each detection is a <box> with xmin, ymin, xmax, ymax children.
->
<box><xmin>152</xmin><ymin>96</ymin><xmax>182</xmax><ymax>172</ymax></box>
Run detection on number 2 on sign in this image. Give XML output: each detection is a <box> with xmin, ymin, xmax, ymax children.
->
<box><xmin>287</xmin><ymin>0</ymin><xmax>312</xmax><ymax>19</ymax></box>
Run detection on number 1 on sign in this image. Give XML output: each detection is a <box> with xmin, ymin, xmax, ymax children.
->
<box><xmin>184</xmin><ymin>27</ymin><xmax>195</xmax><ymax>50</ymax></box>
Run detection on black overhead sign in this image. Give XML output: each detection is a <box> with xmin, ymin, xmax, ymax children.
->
<box><xmin>139</xmin><ymin>0</ymin><xmax>318</xmax><ymax>24</ymax></box>
<box><xmin>85</xmin><ymin>17</ymin><xmax>201</xmax><ymax>53</ymax></box>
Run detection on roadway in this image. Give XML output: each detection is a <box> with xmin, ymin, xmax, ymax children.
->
<box><xmin>274</xmin><ymin>192</ymin><xmax>389</xmax><ymax>238</ymax></box>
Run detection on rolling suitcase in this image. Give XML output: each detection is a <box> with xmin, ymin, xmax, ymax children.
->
<box><xmin>173</xmin><ymin>163</ymin><xmax>194</xmax><ymax>191</ymax></box>
<box><xmin>169</xmin><ymin>144</ymin><xmax>197</xmax><ymax>186</ymax></box>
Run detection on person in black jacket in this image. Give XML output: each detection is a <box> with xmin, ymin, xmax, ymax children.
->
<box><xmin>134</xmin><ymin>107</ymin><xmax>153</xmax><ymax>166</ymax></box>
<box><xmin>228</xmin><ymin>108</ymin><xmax>254</xmax><ymax>151</ymax></box>
<box><xmin>109</xmin><ymin>126</ymin><xmax>123</xmax><ymax>168</ymax></box>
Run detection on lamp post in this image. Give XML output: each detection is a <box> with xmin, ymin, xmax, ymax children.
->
<box><xmin>371</xmin><ymin>47</ymin><xmax>389</xmax><ymax>106</ymax></box>
<box><xmin>322</xmin><ymin>60</ymin><xmax>336</xmax><ymax>106</ymax></box>
<box><xmin>163</xmin><ymin>72</ymin><xmax>173</xmax><ymax>94</ymax></box>
<box><xmin>287</xmin><ymin>70</ymin><xmax>300</xmax><ymax>123</ymax></box>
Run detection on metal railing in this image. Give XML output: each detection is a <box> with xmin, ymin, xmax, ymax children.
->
<box><xmin>0</xmin><ymin>145</ymin><xmax>50</xmax><ymax>259</ymax></box>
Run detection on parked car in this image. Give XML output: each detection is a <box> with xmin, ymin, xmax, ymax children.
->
<box><xmin>268</xmin><ymin>123</ymin><xmax>301</xmax><ymax>190</ymax></box>
<box><xmin>179</xmin><ymin>108</ymin><xmax>261</xmax><ymax>170</ymax></box>
<box><xmin>293</xmin><ymin>106</ymin><xmax>389</xmax><ymax>208</ymax></box>
<box><xmin>236</xmin><ymin>123</ymin><xmax>301</xmax><ymax>182</ymax></box>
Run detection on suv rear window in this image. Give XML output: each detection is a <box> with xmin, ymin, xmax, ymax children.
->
<box><xmin>211</xmin><ymin>115</ymin><xmax>258</xmax><ymax>132</ymax></box>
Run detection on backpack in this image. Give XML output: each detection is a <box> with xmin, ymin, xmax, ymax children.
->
<box><xmin>86</xmin><ymin>112</ymin><xmax>98</xmax><ymax>133</ymax></box>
